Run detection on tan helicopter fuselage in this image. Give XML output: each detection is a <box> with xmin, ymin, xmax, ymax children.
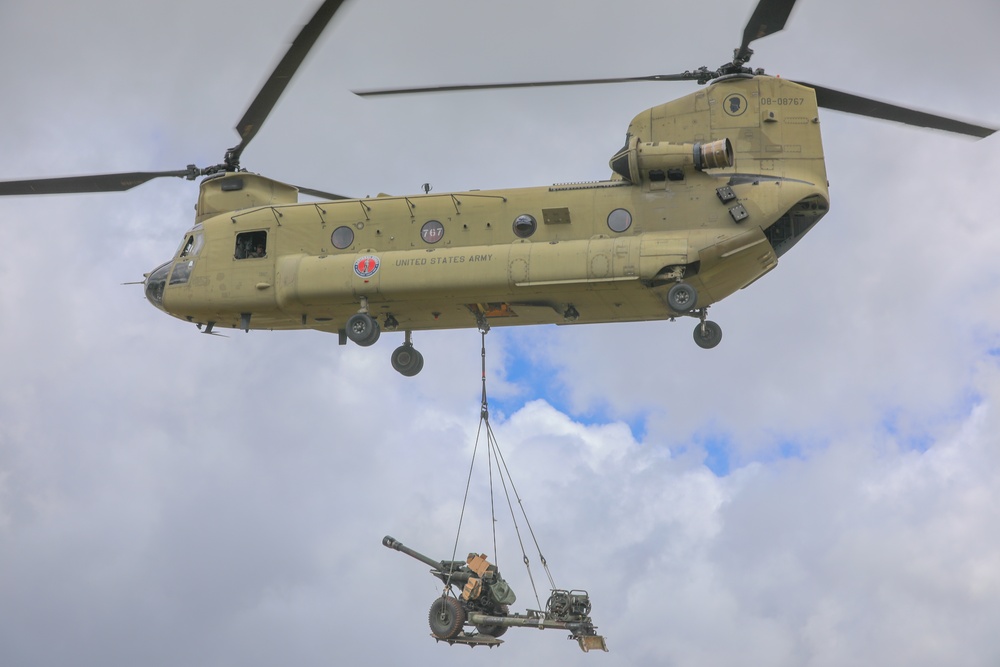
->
<box><xmin>145</xmin><ymin>75</ymin><xmax>830</xmax><ymax>337</ymax></box>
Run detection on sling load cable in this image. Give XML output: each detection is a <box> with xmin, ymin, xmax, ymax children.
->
<box><xmin>445</xmin><ymin>320</ymin><xmax>493</xmax><ymax>595</ymax></box>
<box><xmin>446</xmin><ymin>322</ymin><xmax>555</xmax><ymax>609</ymax></box>
<box><xmin>382</xmin><ymin>319</ymin><xmax>607</xmax><ymax>651</ymax></box>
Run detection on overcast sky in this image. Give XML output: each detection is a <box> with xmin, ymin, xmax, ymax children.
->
<box><xmin>2</xmin><ymin>0</ymin><xmax>1000</xmax><ymax>665</ymax></box>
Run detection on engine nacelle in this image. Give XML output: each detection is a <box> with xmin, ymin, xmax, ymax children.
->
<box><xmin>609</xmin><ymin>136</ymin><xmax>733</xmax><ymax>184</ymax></box>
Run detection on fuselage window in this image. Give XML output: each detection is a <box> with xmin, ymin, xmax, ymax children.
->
<box><xmin>607</xmin><ymin>208</ymin><xmax>632</xmax><ymax>233</ymax></box>
<box><xmin>235</xmin><ymin>231</ymin><xmax>267</xmax><ymax>259</ymax></box>
<box><xmin>331</xmin><ymin>226</ymin><xmax>354</xmax><ymax>250</ymax></box>
<box><xmin>512</xmin><ymin>214</ymin><xmax>537</xmax><ymax>238</ymax></box>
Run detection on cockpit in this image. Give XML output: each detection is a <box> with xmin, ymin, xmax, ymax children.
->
<box><xmin>144</xmin><ymin>226</ymin><xmax>204</xmax><ymax>309</ymax></box>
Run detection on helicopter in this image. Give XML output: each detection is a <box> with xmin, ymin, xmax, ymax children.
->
<box><xmin>1</xmin><ymin>0</ymin><xmax>994</xmax><ymax>377</ymax></box>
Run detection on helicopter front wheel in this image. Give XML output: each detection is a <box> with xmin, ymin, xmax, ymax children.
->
<box><xmin>346</xmin><ymin>312</ymin><xmax>380</xmax><ymax>346</ymax></box>
<box><xmin>391</xmin><ymin>343</ymin><xmax>424</xmax><ymax>376</ymax></box>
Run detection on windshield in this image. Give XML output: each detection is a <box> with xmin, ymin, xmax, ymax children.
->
<box><xmin>144</xmin><ymin>262</ymin><xmax>171</xmax><ymax>309</ymax></box>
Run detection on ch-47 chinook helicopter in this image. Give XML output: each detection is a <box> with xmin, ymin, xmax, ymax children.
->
<box><xmin>1</xmin><ymin>0</ymin><xmax>994</xmax><ymax>377</ymax></box>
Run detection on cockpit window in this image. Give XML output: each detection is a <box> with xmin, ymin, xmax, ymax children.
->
<box><xmin>235</xmin><ymin>231</ymin><xmax>267</xmax><ymax>259</ymax></box>
<box><xmin>178</xmin><ymin>233</ymin><xmax>204</xmax><ymax>258</ymax></box>
<box><xmin>169</xmin><ymin>259</ymin><xmax>194</xmax><ymax>285</ymax></box>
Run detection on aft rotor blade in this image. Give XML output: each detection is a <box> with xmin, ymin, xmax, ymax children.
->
<box><xmin>0</xmin><ymin>169</ymin><xmax>198</xmax><ymax>196</ymax></box>
<box><xmin>737</xmin><ymin>0</ymin><xmax>798</xmax><ymax>62</ymax></box>
<box><xmin>229</xmin><ymin>0</ymin><xmax>350</xmax><ymax>165</ymax></box>
<box><xmin>355</xmin><ymin>73</ymin><xmax>699</xmax><ymax>97</ymax></box>
<box><xmin>800</xmin><ymin>81</ymin><xmax>997</xmax><ymax>138</ymax></box>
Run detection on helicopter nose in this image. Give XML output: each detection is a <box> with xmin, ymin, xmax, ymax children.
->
<box><xmin>144</xmin><ymin>261</ymin><xmax>171</xmax><ymax>311</ymax></box>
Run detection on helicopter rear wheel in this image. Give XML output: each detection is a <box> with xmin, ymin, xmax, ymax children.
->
<box><xmin>391</xmin><ymin>344</ymin><xmax>424</xmax><ymax>376</ymax></box>
<box><xmin>346</xmin><ymin>313</ymin><xmax>380</xmax><ymax>346</ymax></box>
<box><xmin>693</xmin><ymin>320</ymin><xmax>723</xmax><ymax>349</ymax></box>
<box><xmin>667</xmin><ymin>282</ymin><xmax>698</xmax><ymax>313</ymax></box>
<box><xmin>428</xmin><ymin>596</ymin><xmax>466</xmax><ymax>640</ymax></box>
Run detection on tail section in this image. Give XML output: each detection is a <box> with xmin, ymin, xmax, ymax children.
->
<box><xmin>621</xmin><ymin>75</ymin><xmax>829</xmax><ymax>188</ymax></box>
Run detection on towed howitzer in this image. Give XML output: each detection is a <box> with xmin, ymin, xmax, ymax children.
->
<box><xmin>383</xmin><ymin>535</ymin><xmax>607</xmax><ymax>652</ymax></box>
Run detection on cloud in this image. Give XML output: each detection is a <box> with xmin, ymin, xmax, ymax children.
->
<box><xmin>2</xmin><ymin>0</ymin><xmax>999</xmax><ymax>665</ymax></box>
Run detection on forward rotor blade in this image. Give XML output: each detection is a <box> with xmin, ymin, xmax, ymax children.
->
<box><xmin>0</xmin><ymin>169</ymin><xmax>197</xmax><ymax>196</ymax></box>
<box><xmin>355</xmin><ymin>73</ymin><xmax>698</xmax><ymax>97</ymax></box>
<box><xmin>799</xmin><ymin>81</ymin><xmax>997</xmax><ymax>138</ymax></box>
<box><xmin>295</xmin><ymin>185</ymin><xmax>351</xmax><ymax>200</ymax></box>
<box><xmin>229</xmin><ymin>0</ymin><xmax>350</xmax><ymax>165</ymax></box>
<box><xmin>737</xmin><ymin>0</ymin><xmax>798</xmax><ymax>62</ymax></box>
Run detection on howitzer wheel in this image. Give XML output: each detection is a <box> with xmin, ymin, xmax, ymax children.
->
<box><xmin>476</xmin><ymin>624</ymin><xmax>508</xmax><ymax>638</ymax></box>
<box><xmin>429</xmin><ymin>596</ymin><xmax>466</xmax><ymax>640</ymax></box>
<box><xmin>476</xmin><ymin>605</ymin><xmax>509</xmax><ymax>638</ymax></box>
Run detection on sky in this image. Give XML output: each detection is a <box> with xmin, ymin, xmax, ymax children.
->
<box><xmin>2</xmin><ymin>0</ymin><xmax>1000</xmax><ymax>665</ymax></box>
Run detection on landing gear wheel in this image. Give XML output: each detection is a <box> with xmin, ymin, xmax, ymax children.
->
<box><xmin>668</xmin><ymin>282</ymin><xmax>698</xmax><ymax>313</ymax></box>
<box><xmin>693</xmin><ymin>320</ymin><xmax>723</xmax><ymax>349</ymax></box>
<box><xmin>391</xmin><ymin>344</ymin><xmax>424</xmax><ymax>376</ymax></box>
<box><xmin>346</xmin><ymin>313</ymin><xmax>380</xmax><ymax>346</ymax></box>
<box><xmin>428</xmin><ymin>596</ymin><xmax>466</xmax><ymax>640</ymax></box>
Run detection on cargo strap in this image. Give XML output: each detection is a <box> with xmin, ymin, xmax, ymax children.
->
<box><xmin>448</xmin><ymin>328</ymin><xmax>556</xmax><ymax>608</ymax></box>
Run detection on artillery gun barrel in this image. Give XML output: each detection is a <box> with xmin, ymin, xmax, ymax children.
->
<box><xmin>382</xmin><ymin>535</ymin><xmax>448</xmax><ymax>571</ymax></box>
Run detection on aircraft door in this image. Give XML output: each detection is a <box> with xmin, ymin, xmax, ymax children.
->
<box><xmin>228</xmin><ymin>226</ymin><xmax>276</xmax><ymax>310</ymax></box>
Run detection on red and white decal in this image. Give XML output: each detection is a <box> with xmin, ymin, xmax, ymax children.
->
<box><xmin>354</xmin><ymin>255</ymin><xmax>380</xmax><ymax>278</ymax></box>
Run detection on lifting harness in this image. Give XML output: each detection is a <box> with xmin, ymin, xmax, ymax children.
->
<box><xmin>382</xmin><ymin>323</ymin><xmax>608</xmax><ymax>652</ymax></box>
